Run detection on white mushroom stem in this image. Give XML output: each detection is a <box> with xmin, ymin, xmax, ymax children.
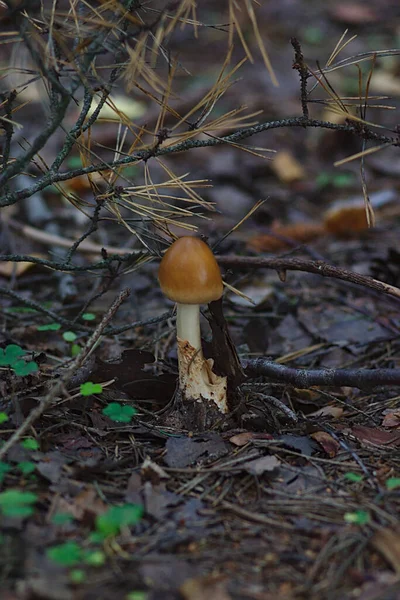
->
<box><xmin>176</xmin><ymin>303</ymin><xmax>201</xmax><ymax>352</ymax></box>
<box><xmin>176</xmin><ymin>303</ymin><xmax>228</xmax><ymax>414</ymax></box>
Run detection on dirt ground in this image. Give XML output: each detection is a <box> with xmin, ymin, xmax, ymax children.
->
<box><xmin>1</xmin><ymin>1</ymin><xmax>400</xmax><ymax>599</ymax></box>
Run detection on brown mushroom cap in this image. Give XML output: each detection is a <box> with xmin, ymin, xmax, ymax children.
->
<box><xmin>158</xmin><ymin>237</ymin><xmax>223</xmax><ymax>304</ymax></box>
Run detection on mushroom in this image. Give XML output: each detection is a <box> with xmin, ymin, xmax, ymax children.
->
<box><xmin>158</xmin><ymin>236</ymin><xmax>228</xmax><ymax>413</ymax></box>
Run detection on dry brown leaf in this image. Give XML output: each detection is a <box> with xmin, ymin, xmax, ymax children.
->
<box><xmin>370</xmin><ymin>71</ymin><xmax>400</xmax><ymax>96</ymax></box>
<box><xmin>0</xmin><ymin>255</ymin><xmax>44</xmax><ymax>278</ymax></box>
<box><xmin>270</xmin><ymin>150</ymin><xmax>306</xmax><ymax>183</ymax></box>
<box><xmin>180</xmin><ymin>575</ymin><xmax>232</xmax><ymax>600</ymax></box>
<box><xmin>247</xmin><ymin>222</ymin><xmax>324</xmax><ymax>252</ymax></box>
<box><xmin>309</xmin><ymin>406</ymin><xmax>344</xmax><ymax>418</ymax></box>
<box><xmin>329</xmin><ymin>3</ymin><xmax>377</xmax><ymax>24</ymax></box>
<box><xmin>372</xmin><ymin>527</ymin><xmax>400</xmax><ymax>573</ymax></box>
<box><xmin>382</xmin><ymin>410</ymin><xmax>400</xmax><ymax>428</ymax></box>
<box><xmin>242</xmin><ymin>455</ymin><xmax>281</xmax><ymax>475</ymax></box>
<box><xmin>352</xmin><ymin>425</ymin><xmax>400</xmax><ymax>447</ymax></box>
<box><xmin>310</xmin><ymin>431</ymin><xmax>340</xmax><ymax>457</ymax></box>
<box><xmin>229</xmin><ymin>431</ymin><xmax>273</xmax><ymax>446</ymax></box>
<box><xmin>323</xmin><ymin>205</ymin><xmax>370</xmax><ymax>236</ymax></box>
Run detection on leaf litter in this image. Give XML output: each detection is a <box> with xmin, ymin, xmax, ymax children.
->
<box><xmin>1</xmin><ymin>2</ymin><xmax>400</xmax><ymax>599</ymax></box>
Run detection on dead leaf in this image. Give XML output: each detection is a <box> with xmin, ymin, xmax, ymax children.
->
<box><xmin>352</xmin><ymin>425</ymin><xmax>400</xmax><ymax>447</ymax></box>
<box><xmin>180</xmin><ymin>575</ymin><xmax>232</xmax><ymax>600</ymax></box>
<box><xmin>310</xmin><ymin>431</ymin><xmax>340</xmax><ymax>458</ymax></box>
<box><xmin>242</xmin><ymin>455</ymin><xmax>281</xmax><ymax>475</ymax></box>
<box><xmin>164</xmin><ymin>434</ymin><xmax>229</xmax><ymax>468</ymax></box>
<box><xmin>79</xmin><ymin>94</ymin><xmax>146</xmax><ymax>121</ymax></box>
<box><xmin>229</xmin><ymin>432</ymin><xmax>255</xmax><ymax>446</ymax></box>
<box><xmin>229</xmin><ymin>431</ymin><xmax>274</xmax><ymax>446</ymax></box>
<box><xmin>141</xmin><ymin>457</ymin><xmax>170</xmax><ymax>482</ymax></box>
<box><xmin>370</xmin><ymin>70</ymin><xmax>400</xmax><ymax>97</ymax></box>
<box><xmin>279</xmin><ymin>434</ymin><xmax>318</xmax><ymax>456</ymax></box>
<box><xmin>329</xmin><ymin>3</ymin><xmax>378</xmax><ymax>24</ymax></box>
<box><xmin>382</xmin><ymin>410</ymin><xmax>400</xmax><ymax>428</ymax></box>
<box><xmin>49</xmin><ymin>485</ymin><xmax>107</xmax><ymax>523</ymax></box>
<box><xmin>247</xmin><ymin>222</ymin><xmax>323</xmax><ymax>252</ymax></box>
<box><xmin>323</xmin><ymin>205</ymin><xmax>369</xmax><ymax>237</ymax></box>
<box><xmin>270</xmin><ymin>150</ymin><xmax>306</xmax><ymax>183</ymax></box>
<box><xmin>309</xmin><ymin>406</ymin><xmax>344</xmax><ymax>418</ymax></box>
<box><xmin>372</xmin><ymin>527</ymin><xmax>400</xmax><ymax>573</ymax></box>
<box><xmin>0</xmin><ymin>254</ymin><xmax>44</xmax><ymax>278</ymax></box>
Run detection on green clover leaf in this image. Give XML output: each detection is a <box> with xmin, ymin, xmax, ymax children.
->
<box><xmin>82</xmin><ymin>313</ymin><xmax>96</xmax><ymax>321</ymax></box>
<box><xmin>37</xmin><ymin>323</ymin><xmax>61</xmax><ymax>331</ymax></box>
<box><xmin>0</xmin><ymin>413</ymin><xmax>9</xmax><ymax>425</ymax></box>
<box><xmin>0</xmin><ymin>489</ymin><xmax>38</xmax><ymax>517</ymax></box>
<box><xmin>51</xmin><ymin>512</ymin><xmax>74</xmax><ymax>526</ymax></box>
<box><xmin>21</xmin><ymin>438</ymin><xmax>39</xmax><ymax>451</ymax></box>
<box><xmin>0</xmin><ymin>462</ymin><xmax>11</xmax><ymax>484</ymax></box>
<box><xmin>344</xmin><ymin>472</ymin><xmax>363</xmax><ymax>483</ymax></box>
<box><xmin>63</xmin><ymin>331</ymin><xmax>77</xmax><ymax>342</ymax></box>
<box><xmin>386</xmin><ymin>477</ymin><xmax>400</xmax><ymax>491</ymax></box>
<box><xmin>80</xmin><ymin>382</ymin><xmax>103</xmax><ymax>396</ymax></box>
<box><xmin>17</xmin><ymin>461</ymin><xmax>36</xmax><ymax>476</ymax></box>
<box><xmin>102</xmin><ymin>403</ymin><xmax>136</xmax><ymax>423</ymax></box>
<box><xmin>95</xmin><ymin>504</ymin><xmax>143</xmax><ymax>538</ymax></box>
<box><xmin>0</xmin><ymin>345</ymin><xmax>26</xmax><ymax>366</ymax></box>
<box><xmin>47</xmin><ymin>542</ymin><xmax>82</xmax><ymax>567</ymax></box>
<box><xmin>12</xmin><ymin>360</ymin><xmax>39</xmax><ymax>377</ymax></box>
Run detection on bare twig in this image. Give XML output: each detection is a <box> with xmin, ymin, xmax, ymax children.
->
<box><xmin>2</xmin><ymin>116</ymin><xmax>397</xmax><ymax>208</ymax></box>
<box><xmin>291</xmin><ymin>37</ymin><xmax>310</xmax><ymax>119</ymax></box>
<box><xmin>217</xmin><ymin>255</ymin><xmax>400</xmax><ymax>301</ymax></box>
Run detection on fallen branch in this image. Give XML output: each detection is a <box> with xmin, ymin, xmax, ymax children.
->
<box><xmin>244</xmin><ymin>359</ymin><xmax>400</xmax><ymax>388</ymax></box>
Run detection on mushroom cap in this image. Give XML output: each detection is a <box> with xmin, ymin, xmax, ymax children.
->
<box><xmin>158</xmin><ymin>237</ymin><xmax>223</xmax><ymax>304</ymax></box>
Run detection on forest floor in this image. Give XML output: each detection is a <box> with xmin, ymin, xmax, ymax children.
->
<box><xmin>1</xmin><ymin>1</ymin><xmax>400</xmax><ymax>599</ymax></box>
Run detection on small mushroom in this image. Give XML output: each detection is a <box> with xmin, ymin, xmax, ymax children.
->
<box><xmin>158</xmin><ymin>236</ymin><xmax>228</xmax><ymax>413</ymax></box>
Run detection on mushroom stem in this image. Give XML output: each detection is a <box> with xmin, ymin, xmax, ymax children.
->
<box><xmin>176</xmin><ymin>303</ymin><xmax>201</xmax><ymax>352</ymax></box>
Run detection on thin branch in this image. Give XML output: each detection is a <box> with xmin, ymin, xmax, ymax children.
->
<box><xmin>291</xmin><ymin>37</ymin><xmax>310</xmax><ymax>119</ymax></box>
<box><xmin>1</xmin><ymin>116</ymin><xmax>398</xmax><ymax>207</ymax></box>
<box><xmin>217</xmin><ymin>255</ymin><xmax>400</xmax><ymax>302</ymax></box>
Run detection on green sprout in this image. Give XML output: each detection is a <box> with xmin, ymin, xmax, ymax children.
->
<box><xmin>344</xmin><ymin>472</ymin><xmax>364</xmax><ymax>483</ymax></box>
<box><xmin>70</xmin><ymin>569</ymin><xmax>86</xmax><ymax>584</ymax></box>
<box><xmin>386</xmin><ymin>477</ymin><xmax>400</xmax><ymax>491</ymax></box>
<box><xmin>344</xmin><ymin>510</ymin><xmax>370</xmax><ymax>525</ymax></box>
<box><xmin>47</xmin><ymin>542</ymin><xmax>106</xmax><ymax>568</ymax></box>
